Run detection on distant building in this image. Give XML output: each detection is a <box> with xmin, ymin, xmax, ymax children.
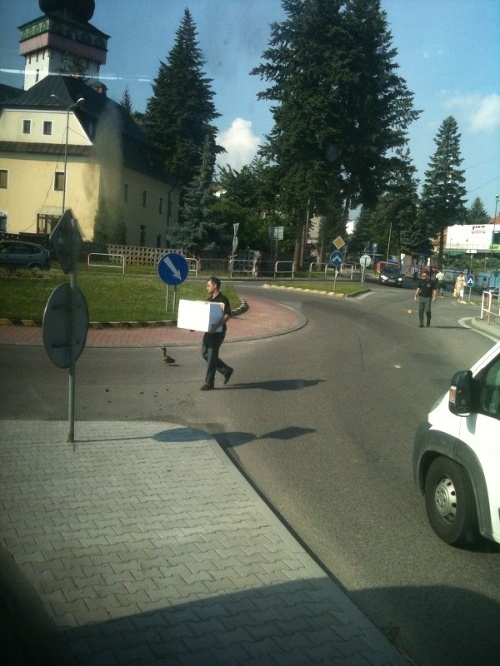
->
<box><xmin>0</xmin><ymin>0</ymin><xmax>179</xmax><ymax>245</ymax></box>
<box><xmin>431</xmin><ymin>223</ymin><xmax>500</xmax><ymax>256</ymax></box>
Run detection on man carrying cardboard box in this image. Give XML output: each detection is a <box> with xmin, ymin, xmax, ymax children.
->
<box><xmin>201</xmin><ymin>277</ymin><xmax>234</xmax><ymax>390</ymax></box>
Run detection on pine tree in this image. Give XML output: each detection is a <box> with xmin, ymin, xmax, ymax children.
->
<box><xmin>252</xmin><ymin>0</ymin><xmax>420</xmax><ymax>266</ymax></box>
<box><xmin>371</xmin><ymin>147</ymin><xmax>420</xmax><ymax>260</ymax></box>
<box><xmin>467</xmin><ymin>197</ymin><xmax>490</xmax><ymax>225</ymax></box>
<box><xmin>214</xmin><ymin>160</ymin><xmax>283</xmax><ymax>251</ymax></box>
<box><xmin>348</xmin><ymin>206</ymin><xmax>375</xmax><ymax>257</ymax></box>
<box><xmin>93</xmin><ymin>196</ymin><xmax>112</xmax><ymax>244</ymax></box>
<box><xmin>169</xmin><ymin>138</ymin><xmax>230</xmax><ymax>256</ymax></box>
<box><xmin>419</xmin><ymin>116</ymin><xmax>467</xmax><ymax>267</ymax></box>
<box><xmin>120</xmin><ymin>87</ymin><xmax>133</xmax><ymax>115</ymax></box>
<box><xmin>145</xmin><ymin>9</ymin><xmax>222</xmax><ymax>194</ymax></box>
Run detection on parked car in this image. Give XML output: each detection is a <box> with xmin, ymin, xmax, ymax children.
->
<box><xmin>378</xmin><ymin>265</ymin><xmax>403</xmax><ymax>287</ymax></box>
<box><xmin>0</xmin><ymin>240</ymin><xmax>50</xmax><ymax>272</ymax></box>
<box><xmin>413</xmin><ymin>341</ymin><xmax>500</xmax><ymax>547</ymax></box>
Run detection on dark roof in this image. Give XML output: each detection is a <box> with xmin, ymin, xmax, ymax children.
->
<box><xmin>5</xmin><ymin>75</ymin><xmax>144</xmax><ymax>139</ymax></box>
<box><xmin>0</xmin><ymin>141</ymin><xmax>92</xmax><ymax>158</ymax></box>
<box><xmin>0</xmin><ymin>83</ymin><xmax>23</xmax><ymax>103</ymax></box>
<box><xmin>19</xmin><ymin>13</ymin><xmax>109</xmax><ymax>41</ymax></box>
<box><xmin>1</xmin><ymin>75</ymin><xmax>176</xmax><ymax>185</ymax></box>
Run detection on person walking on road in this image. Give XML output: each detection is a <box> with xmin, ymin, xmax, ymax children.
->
<box><xmin>200</xmin><ymin>277</ymin><xmax>234</xmax><ymax>391</ymax></box>
<box><xmin>435</xmin><ymin>269</ymin><xmax>445</xmax><ymax>297</ymax></box>
<box><xmin>414</xmin><ymin>268</ymin><xmax>437</xmax><ymax>327</ymax></box>
<box><xmin>454</xmin><ymin>272</ymin><xmax>466</xmax><ymax>304</ymax></box>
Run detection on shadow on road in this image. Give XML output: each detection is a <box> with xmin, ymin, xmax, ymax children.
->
<box><xmin>226</xmin><ymin>378</ymin><xmax>324</xmax><ymax>391</ymax></box>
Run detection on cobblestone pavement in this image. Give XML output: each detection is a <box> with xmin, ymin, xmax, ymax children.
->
<box><xmin>0</xmin><ymin>420</ymin><xmax>407</xmax><ymax>666</ymax></box>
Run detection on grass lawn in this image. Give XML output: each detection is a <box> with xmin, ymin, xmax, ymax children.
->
<box><xmin>0</xmin><ymin>264</ymin><xmax>368</xmax><ymax>323</ymax></box>
<box><xmin>0</xmin><ymin>266</ymin><xmax>240</xmax><ymax>323</ymax></box>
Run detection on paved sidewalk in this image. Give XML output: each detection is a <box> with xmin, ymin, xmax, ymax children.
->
<box><xmin>0</xmin><ymin>420</ymin><xmax>407</xmax><ymax>666</ymax></box>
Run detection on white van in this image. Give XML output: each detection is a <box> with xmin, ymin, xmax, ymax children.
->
<box><xmin>413</xmin><ymin>341</ymin><xmax>500</xmax><ymax>547</ymax></box>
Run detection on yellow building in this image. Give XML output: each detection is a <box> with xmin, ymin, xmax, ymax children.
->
<box><xmin>0</xmin><ymin>75</ymin><xmax>179</xmax><ymax>246</ymax></box>
<box><xmin>0</xmin><ymin>0</ymin><xmax>180</xmax><ymax>246</ymax></box>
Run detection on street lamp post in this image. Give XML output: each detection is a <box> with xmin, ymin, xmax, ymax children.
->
<box><xmin>386</xmin><ymin>218</ymin><xmax>393</xmax><ymax>264</ymax></box>
<box><xmin>51</xmin><ymin>95</ymin><xmax>84</xmax><ymax>214</ymax></box>
<box><xmin>494</xmin><ymin>194</ymin><xmax>500</xmax><ymax>254</ymax></box>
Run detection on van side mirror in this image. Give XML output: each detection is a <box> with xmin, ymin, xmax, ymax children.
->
<box><xmin>449</xmin><ymin>370</ymin><xmax>473</xmax><ymax>416</ymax></box>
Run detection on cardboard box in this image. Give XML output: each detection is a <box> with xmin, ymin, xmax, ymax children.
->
<box><xmin>177</xmin><ymin>299</ymin><xmax>224</xmax><ymax>333</ymax></box>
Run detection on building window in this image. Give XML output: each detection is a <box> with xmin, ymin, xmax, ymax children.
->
<box><xmin>124</xmin><ymin>183</ymin><xmax>129</xmax><ymax>202</ymax></box>
<box><xmin>0</xmin><ymin>214</ymin><xmax>6</xmax><ymax>232</ymax></box>
<box><xmin>142</xmin><ymin>190</ymin><xmax>147</xmax><ymax>207</ymax></box>
<box><xmin>37</xmin><ymin>214</ymin><xmax>57</xmax><ymax>235</ymax></box>
<box><xmin>140</xmin><ymin>224</ymin><xmax>146</xmax><ymax>246</ymax></box>
<box><xmin>43</xmin><ymin>121</ymin><xmax>52</xmax><ymax>136</ymax></box>
<box><xmin>0</xmin><ymin>170</ymin><xmax>8</xmax><ymax>188</ymax></box>
<box><xmin>159</xmin><ymin>197</ymin><xmax>164</xmax><ymax>214</ymax></box>
<box><xmin>54</xmin><ymin>171</ymin><xmax>65</xmax><ymax>191</ymax></box>
<box><xmin>23</xmin><ymin>119</ymin><xmax>31</xmax><ymax>134</ymax></box>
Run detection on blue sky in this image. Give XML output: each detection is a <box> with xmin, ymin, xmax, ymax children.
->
<box><xmin>1</xmin><ymin>0</ymin><xmax>499</xmax><ymax>216</ymax></box>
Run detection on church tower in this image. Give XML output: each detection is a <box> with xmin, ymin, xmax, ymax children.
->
<box><xmin>18</xmin><ymin>0</ymin><xmax>109</xmax><ymax>91</ymax></box>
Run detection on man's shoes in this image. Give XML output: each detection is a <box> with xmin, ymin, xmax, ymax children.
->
<box><xmin>200</xmin><ymin>384</ymin><xmax>214</xmax><ymax>391</ymax></box>
<box><xmin>426</xmin><ymin>319</ymin><xmax>431</xmax><ymax>327</ymax></box>
<box><xmin>223</xmin><ymin>368</ymin><xmax>234</xmax><ymax>385</ymax></box>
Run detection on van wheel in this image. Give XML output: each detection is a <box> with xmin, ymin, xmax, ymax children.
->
<box><xmin>424</xmin><ymin>457</ymin><xmax>478</xmax><ymax>547</ymax></box>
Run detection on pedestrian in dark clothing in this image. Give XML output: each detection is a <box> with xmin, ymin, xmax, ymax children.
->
<box><xmin>414</xmin><ymin>268</ymin><xmax>437</xmax><ymax>327</ymax></box>
<box><xmin>200</xmin><ymin>277</ymin><xmax>234</xmax><ymax>390</ymax></box>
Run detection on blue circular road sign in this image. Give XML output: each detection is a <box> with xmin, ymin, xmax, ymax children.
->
<box><xmin>158</xmin><ymin>252</ymin><xmax>189</xmax><ymax>285</ymax></box>
<box><xmin>329</xmin><ymin>250</ymin><xmax>344</xmax><ymax>267</ymax></box>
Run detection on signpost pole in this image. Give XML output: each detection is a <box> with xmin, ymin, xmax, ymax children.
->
<box><xmin>45</xmin><ymin>209</ymin><xmax>88</xmax><ymax>448</ymax></box>
<box><xmin>157</xmin><ymin>253</ymin><xmax>189</xmax><ymax>316</ymax></box>
<box><xmin>68</xmin><ymin>217</ymin><xmax>77</xmax><ymax>446</ymax></box>
<box><xmin>359</xmin><ymin>254</ymin><xmax>371</xmax><ymax>283</ymax></box>
<box><xmin>466</xmin><ymin>273</ymin><xmax>475</xmax><ymax>304</ymax></box>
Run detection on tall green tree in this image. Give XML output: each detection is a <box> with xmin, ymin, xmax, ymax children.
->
<box><xmin>419</xmin><ymin>116</ymin><xmax>467</xmax><ymax>267</ymax></box>
<box><xmin>371</xmin><ymin>147</ymin><xmax>420</xmax><ymax>261</ymax></box>
<box><xmin>348</xmin><ymin>206</ymin><xmax>375</xmax><ymax>257</ymax></box>
<box><xmin>252</xmin><ymin>0</ymin><xmax>420</xmax><ymax>266</ymax></box>
<box><xmin>169</xmin><ymin>137</ymin><xmax>230</xmax><ymax>257</ymax></box>
<box><xmin>120</xmin><ymin>87</ymin><xmax>133</xmax><ymax>114</ymax></box>
<box><xmin>214</xmin><ymin>159</ymin><xmax>287</xmax><ymax>253</ymax></box>
<box><xmin>467</xmin><ymin>197</ymin><xmax>490</xmax><ymax>224</ymax></box>
<box><xmin>214</xmin><ymin>163</ymin><xmax>266</xmax><ymax>250</ymax></box>
<box><xmin>145</xmin><ymin>9</ymin><xmax>222</xmax><ymax>194</ymax></box>
<box><xmin>93</xmin><ymin>195</ymin><xmax>127</xmax><ymax>245</ymax></box>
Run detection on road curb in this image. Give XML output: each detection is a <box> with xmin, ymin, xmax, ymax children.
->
<box><xmin>262</xmin><ymin>283</ymin><xmax>371</xmax><ymax>298</ymax></box>
<box><xmin>0</xmin><ymin>299</ymin><xmax>248</xmax><ymax>330</ymax></box>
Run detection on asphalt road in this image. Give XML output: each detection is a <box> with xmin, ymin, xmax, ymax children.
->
<box><xmin>1</xmin><ymin>280</ymin><xmax>499</xmax><ymax>665</ymax></box>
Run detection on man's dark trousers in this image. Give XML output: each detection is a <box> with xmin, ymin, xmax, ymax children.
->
<box><xmin>202</xmin><ymin>331</ymin><xmax>230</xmax><ymax>386</ymax></box>
<box><xmin>418</xmin><ymin>297</ymin><xmax>432</xmax><ymax>326</ymax></box>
